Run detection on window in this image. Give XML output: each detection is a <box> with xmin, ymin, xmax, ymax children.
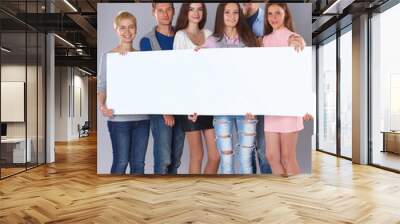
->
<box><xmin>318</xmin><ymin>36</ymin><xmax>337</xmax><ymax>154</ymax></box>
<box><xmin>339</xmin><ymin>28</ymin><xmax>352</xmax><ymax>158</ymax></box>
<box><xmin>371</xmin><ymin>3</ymin><xmax>400</xmax><ymax>171</ymax></box>
<box><xmin>0</xmin><ymin>1</ymin><xmax>47</xmax><ymax>179</ymax></box>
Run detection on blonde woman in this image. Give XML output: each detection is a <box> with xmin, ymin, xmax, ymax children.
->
<box><xmin>98</xmin><ymin>12</ymin><xmax>150</xmax><ymax>174</ymax></box>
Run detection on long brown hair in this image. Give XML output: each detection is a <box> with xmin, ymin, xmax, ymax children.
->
<box><xmin>264</xmin><ymin>3</ymin><xmax>295</xmax><ymax>36</ymax></box>
<box><xmin>175</xmin><ymin>3</ymin><xmax>207</xmax><ymax>32</ymax></box>
<box><xmin>213</xmin><ymin>3</ymin><xmax>257</xmax><ymax>47</ymax></box>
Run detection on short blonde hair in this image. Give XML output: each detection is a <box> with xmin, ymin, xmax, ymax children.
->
<box><xmin>113</xmin><ymin>11</ymin><xmax>137</xmax><ymax>30</ymax></box>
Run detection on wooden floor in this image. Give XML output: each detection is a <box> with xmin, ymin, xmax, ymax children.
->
<box><xmin>1</xmin><ymin>135</ymin><xmax>400</xmax><ymax>223</ymax></box>
<box><xmin>1</xmin><ymin>167</ymin><xmax>26</xmax><ymax>178</ymax></box>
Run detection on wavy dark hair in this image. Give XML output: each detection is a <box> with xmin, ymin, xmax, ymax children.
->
<box><xmin>213</xmin><ymin>3</ymin><xmax>257</xmax><ymax>47</ymax></box>
<box><xmin>264</xmin><ymin>3</ymin><xmax>295</xmax><ymax>36</ymax></box>
<box><xmin>175</xmin><ymin>3</ymin><xmax>207</xmax><ymax>32</ymax></box>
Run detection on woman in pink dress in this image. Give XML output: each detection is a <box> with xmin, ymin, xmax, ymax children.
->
<box><xmin>262</xmin><ymin>3</ymin><xmax>312</xmax><ymax>176</ymax></box>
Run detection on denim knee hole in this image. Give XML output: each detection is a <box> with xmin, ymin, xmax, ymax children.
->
<box><xmin>216</xmin><ymin>135</ymin><xmax>233</xmax><ymax>155</ymax></box>
<box><xmin>238</xmin><ymin>132</ymin><xmax>256</xmax><ymax>148</ymax></box>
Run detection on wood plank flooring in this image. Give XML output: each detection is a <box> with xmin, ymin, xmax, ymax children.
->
<box><xmin>1</xmin><ymin>167</ymin><xmax>26</xmax><ymax>178</ymax></box>
<box><xmin>0</xmin><ymin>135</ymin><xmax>399</xmax><ymax>223</ymax></box>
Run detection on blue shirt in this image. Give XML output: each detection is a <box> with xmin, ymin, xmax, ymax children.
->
<box><xmin>248</xmin><ymin>8</ymin><xmax>264</xmax><ymax>37</ymax></box>
<box><xmin>140</xmin><ymin>31</ymin><xmax>175</xmax><ymax>51</ymax></box>
<box><xmin>247</xmin><ymin>9</ymin><xmax>259</xmax><ymax>30</ymax></box>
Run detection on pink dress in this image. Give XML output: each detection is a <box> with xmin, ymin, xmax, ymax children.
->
<box><xmin>263</xmin><ymin>28</ymin><xmax>304</xmax><ymax>133</ymax></box>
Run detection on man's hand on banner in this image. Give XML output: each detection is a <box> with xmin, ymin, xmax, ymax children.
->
<box><xmin>188</xmin><ymin>113</ymin><xmax>198</xmax><ymax>123</ymax></box>
<box><xmin>245</xmin><ymin>113</ymin><xmax>256</xmax><ymax>120</ymax></box>
<box><xmin>163</xmin><ymin>115</ymin><xmax>175</xmax><ymax>127</ymax></box>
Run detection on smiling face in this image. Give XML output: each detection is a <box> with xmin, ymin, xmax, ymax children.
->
<box><xmin>153</xmin><ymin>3</ymin><xmax>174</xmax><ymax>26</ymax></box>
<box><xmin>115</xmin><ymin>18</ymin><xmax>136</xmax><ymax>43</ymax></box>
<box><xmin>187</xmin><ymin>3</ymin><xmax>204</xmax><ymax>25</ymax></box>
<box><xmin>267</xmin><ymin>4</ymin><xmax>286</xmax><ymax>30</ymax></box>
<box><xmin>223</xmin><ymin>3</ymin><xmax>240</xmax><ymax>29</ymax></box>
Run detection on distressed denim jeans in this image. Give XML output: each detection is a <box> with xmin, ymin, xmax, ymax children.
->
<box><xmin>213</xmin><ymin>116</ymin><xmax>257</xmax><ymax>174</ymax></box>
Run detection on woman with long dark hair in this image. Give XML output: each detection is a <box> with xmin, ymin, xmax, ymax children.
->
<box><xmin>201</xmin><ymin>3</ymin><xmax>258</xmax><ymax>174</ymax></box>
<box><xmin>206</xmin><ymin>3</ymin><xmax>257</xmax><ymax>48</ymax></box>
<box><xmin>173</xmin><ymin>3</ymin><xmax>220</xmax><ymax>174</ymax></box>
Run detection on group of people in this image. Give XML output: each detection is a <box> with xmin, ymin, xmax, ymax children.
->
<box><xmin>97</xmin><ymin>2</ymin><xmax>312</xmax><ymax>176</ymax></box>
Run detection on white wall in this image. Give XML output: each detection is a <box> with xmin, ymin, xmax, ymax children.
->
<box><xmin>1</xmin><ymin>64</ymin><xmax>46</xmax><ymax>164</ymax></box>
<box><xmin>55</xmin><ymin>66</ymin><xmax>68</xmax><ymax>141</ymax></box>
<box><xmin>1</xmin><ymin>65</ymin><xmax>38</xmax><ymax>138</ymax></box>
<box><xmin>73</xmin><ymin>73</ymin><xmax>89</xmax><ymax>137</ymax></box>
<box><xmin>1</xmin><ymin>65</ymin><xmax>27</xmax><ymax>144</ymax></box>
<box><xmin>55</xmin><ymin>67</ymin><xmax>89</xmax><ymax>141</ymax></box>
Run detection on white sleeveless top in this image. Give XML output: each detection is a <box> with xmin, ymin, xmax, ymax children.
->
<box><xmin>173</xmin><ymin>29</ymin><xmax>212</xmax><ymax>50</ymax></box>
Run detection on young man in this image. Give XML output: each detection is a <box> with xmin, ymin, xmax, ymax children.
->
<box><xmin>242</xmin><ymin>3</ymin><xmax>272</xmax><ymax>174</ymax></box>
<box><xmin>140</xmin><ymin>3</ymin><xmax>185</xmax><ymax>174</ymax></box>
<box><xmin>242</xmin><ymin>3</ymin><xmax>265</xmax><ymax>38</ymax></box>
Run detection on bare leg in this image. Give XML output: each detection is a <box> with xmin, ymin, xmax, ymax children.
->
<box><xmin>265</xmin><ymin>132</ymin><xmax>285</xmax><ymax>175</ymax></box>
<box><xmin>203</xmin><ymin>129</ymin><xmax>220</xmax><ymax>174</ymax></box>
<box><xmin>187</xmin><ymin>130</ymin><xmax>204</xmax><ymax>174</ymax></box>
<box><xmin>280</xmin><ymin>132</ymin><xmax>300</xmax><ymax>175</ymax></box>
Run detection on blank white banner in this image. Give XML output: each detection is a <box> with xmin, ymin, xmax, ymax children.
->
<box><xmin>107</xmin><ymin>47</ymin><xmax>312</xmax><ymax>116</ymax></box>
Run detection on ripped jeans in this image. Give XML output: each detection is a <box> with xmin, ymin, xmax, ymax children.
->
<box><xmin>213</xmin><ymin>116</ymin><xmax>257</xmax><ymax>174</ymax></box>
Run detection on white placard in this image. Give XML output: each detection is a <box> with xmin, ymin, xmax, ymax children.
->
<box><xmin>107</xmin><ymin>47</ymin><xmax>312</xmax><ymax>116</ymax></box>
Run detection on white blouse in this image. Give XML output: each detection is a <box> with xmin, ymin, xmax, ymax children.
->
<box><xmin>173</xmin><ymin>29</ymin><xmax>212</xmax><ymax>50</ymax></box>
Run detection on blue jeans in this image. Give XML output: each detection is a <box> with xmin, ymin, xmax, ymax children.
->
<box><xmin>253</xmin><ymin>116</ymin><xmax>272</xmax><ymax>174</ymax></box>
<box><xmin>213</xmin><ymin>116</ymin><xmax>257</xmax><ymax>174</ymax></box>
<box><xmin>150</xmin><ymin>115</ymin><xmax>185</xmax><ymax>174</ymax></box>
<box><xmin>107</xmin><ymin>120</ymin><xmax>150</xmax><ymax>174</ymax></box>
